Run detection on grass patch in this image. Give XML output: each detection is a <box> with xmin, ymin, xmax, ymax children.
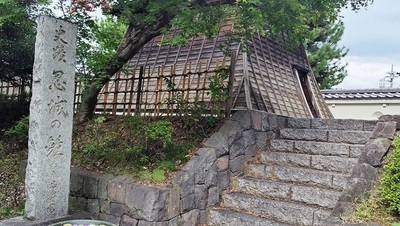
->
<box><xmin>71</xmin><ymin>114</ymin><xmax>221</xmax><ymax>182</ymax></box>
<box><xmin>342</xmin><ymin>185</ymin><xmax>399</xmax><ymax>226</ymax></box>
<box><xmin>0</xmin><ymin>153</ymin><xmax>26</xmax><ymax>220</ymax></box>
<box><xmin>343</xmin><ymin>135</ymin><xmax>400</xmax><ymax>226</ymax></box>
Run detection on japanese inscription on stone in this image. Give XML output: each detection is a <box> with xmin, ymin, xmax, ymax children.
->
<box><xmin>25</xmin><ymin>16</ymin><xmax>77</xmax><ymax>221</ymax></box>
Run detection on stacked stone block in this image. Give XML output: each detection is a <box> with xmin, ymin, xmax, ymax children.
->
<box><xmin>66</xmin><ymin>111</ymin><xmax>396</xmax><ymax>226</ymax></box>
<box><xmin>208</xmin><ymin>116</ymin><xmax>380</xmax><ymax>225</ymax></box>
<box><xmin>68</xmin><ymin>110</ymin><xmax>287</xmax><ymax>225</ymax></box>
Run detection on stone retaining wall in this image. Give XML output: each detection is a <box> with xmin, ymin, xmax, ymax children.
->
<box><xmin>69</xmin><ymin>110</ymin><xmax>288</xmax><ymax>225</ymax></box>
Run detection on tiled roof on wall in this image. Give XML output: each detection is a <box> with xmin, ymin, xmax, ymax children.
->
<box><xmin>321</xmin><ymin>89</ymin><xmax>400</xmax><ymax>99</ymax></box>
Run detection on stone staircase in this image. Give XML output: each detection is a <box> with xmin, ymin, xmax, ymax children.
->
<box><xmin>208</xmin><ymin>119</ymin><xmax>374</xmax><ymax>226</ymax></box>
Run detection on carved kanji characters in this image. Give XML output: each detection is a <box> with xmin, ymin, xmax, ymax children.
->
<box><xmin>49</xmin><ymin>70</ymin><xmax>66</xmax><ymax>91</ymax></box>
<box><xmin>48</xmin><ymin>96</ymin><xmax>68</xmax><ymax>117</ymax></box>
<box><xmin>45</xmin><ymin>135</ymin><xmax>63</xmax><ymax>157</ymax></box>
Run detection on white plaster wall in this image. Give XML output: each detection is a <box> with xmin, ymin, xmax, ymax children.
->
<box><xmin>325</xmin><ymin>99</ymin><xmax>400</xmax><ymax>120</ymax></box>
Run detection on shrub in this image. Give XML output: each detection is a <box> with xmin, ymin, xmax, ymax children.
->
<box><xmin>3</xmin><ymin>116</ymin><xmax>29</xmax><ymax>144</ymax></box>
<box><xmin>72</xmin><ymin>115</ymin><xmax>221</xmax><ymax>181</ymax></box>
<box><xmin>0</xmin><ymin>93</ymin><xmax>29</xmax><ymax>130</ymax></box>
<box><xmin>144</xmin><ymin>120</ymin><xmax>173</xmax><ymax>148</ymax></box>
<box><xmin>380</xmin><ymin>135</ymin><xmax>400</xmax><ymax>214</ymax></box>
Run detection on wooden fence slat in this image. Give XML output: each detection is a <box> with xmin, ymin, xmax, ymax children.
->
<box><xmin>144</xmin><ymin>66</ymin><xmax>151</xmax><ymax>113</ymax></box>
<box><xmin>103</xmin><ymin>82</ymin><xmax>109</xmax><ymax>113</ymax></box>
<box><xmin>136</xmin><ymin>66</ymin><xmax>144</xmax><ymax>114</ymax></box>
<box><xmin>225</xmin><ymin>52</ymin><xmax>236</xmax><ymax>117</ymax></box>
<box><xmin>112</xmin><ymin>72</ymin><xmax>121</xmax><ymax>115</ymax></box>
<box><xmin>127</xmin><ymin>68</ymin><xmax>136</xmax><ymax>115</ymax></box>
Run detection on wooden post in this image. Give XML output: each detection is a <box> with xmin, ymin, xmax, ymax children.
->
<box><xmin>136</xmin><ymin>66</ymin><xmax>144</xmax><ymax>114</ymax></box>
<box><xmin>167</xmin><ymin>65</ymin><xmax>173</xmax><ymax>116</ymax></box>
<box><xmin>225</xmin><ymin>52</ymin><xmax>236</xmax><ymax>117</ymax></box>
<box><xmin>201</xmin><ymin>60</ymin><xmax>208</xmax><ymax>102</ymax></box>
<box><xmin>171</xmin><ymin>65</ymin><xmax>176</xmax><ymax>115</ymax></box>
<box><xmin>103</xmin><ymin>82</ymin><xmax>109</xmax><ymax>113</ymax></box>
<box><xmin>73</xmin><ymin>80</ymin><xmax>79</xmax><ymax>113</ymax></box>
<box><xmin>144</xmin><ymin>66</ymin><xmax>151</xmax><ymax>114</ymax></box>
<box><xmin>122</xmin><ymin>74</ymin><xmax>129</xmax><ymax>115</ymax></box>
<box><xmin>112</xmin><ymin>72</ymin><xmax>120</xmax><ymax>115</ymax></box>
<box><xmin>127</xmin><ymin>68</ymin><xmax>136</xmax><ymax>115</ymax></box>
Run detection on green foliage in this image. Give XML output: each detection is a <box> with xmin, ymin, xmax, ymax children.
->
<box><xmin>73</xmin><ymin>115</ymin><xmax>218</xmax><ymax>181</ymax></box>
<box><xmin>0</xmin><ymin>0</ymin><xmax>50</xmax><ymax>84</ymax></box>
<box><xmin>144</xmin><ymin>120</ymin><xmax>173</xmax><ymax>148</ymax></box>
<box><xmin>0</xmin><ymin>142</ymin><xmax>4</xmax><ymax>155</ymax></box>
<box><xmin>83</xmin><ymin>17</ymin><xmax>127</xmax><ymax>85</ymax></box>
<box><xmin>0</xmin><ymin>93</ymin><xmax>29</xmax><ymax>130</ymax></box>
<box><xmin>343</xmin><ymin>185</ymin><xmax>399</xmax><ymax>226</ymax></box>
<box><xmin>0</xmin><ymin>153</ymin><xmax>26</xmax><ymax>220</ymax></box>
<box><xmin>138</xmin><ymin>169</ymin><xmax>165</xmax><ymax>182</ymax></box>
<box><xmin>305</xmin><ymin>19</ymin><xmax>348</xmax><ymax>89</ymax></box>
<box><xmin>80</xmin><ymin>116</ymin><xmax>118</xmax><ymax>159</ymax></box>
<box><xmin>71</xmin><ymin>0</ymin><xmax>374</xmax><ymax>120</ymax></box>
<box><xmin>209</xmin><ymin>66</ymin><xmax>230</xmax><ymax>117</ymax></box>
<box><xmin>379</xmin><ymin>135</ymin><xmax>400</xmax><ymax>214</ymax></box>
<box><xmin>3</xmin><ymin>116</ymin><xmax>29</xmax><ymax>144</ymax></box>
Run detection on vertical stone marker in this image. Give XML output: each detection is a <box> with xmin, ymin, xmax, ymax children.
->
<box><xmin>25</xmin><ymin>16</ymin><xmax>77</xmax><ymax>221</ymax></box>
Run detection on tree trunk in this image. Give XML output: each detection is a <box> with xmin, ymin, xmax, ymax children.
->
<box><xmin>75</xmin><ymin>18</ymin><xmax>170</xmax><ymax>123</ymax></box>
<box><xmin>74</xmin><ymin>0</ymin><xmax>236</xmax><ymax>123</ymax></box>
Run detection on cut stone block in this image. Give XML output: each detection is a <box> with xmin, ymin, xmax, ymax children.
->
<box><xmin>208</xmin><ymin>209</ymin><xmax>290</xmax><ymax>226</ymax></box>
<box><xmin>280</xmin><ymin>128</ymin><xmax>328</xmax><ymax>142</ymax></box>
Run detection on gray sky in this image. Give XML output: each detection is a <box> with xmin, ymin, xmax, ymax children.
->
<box><xmin>334</xmin><ymin>0</ymin><xmax>400</xmax><ymax>89</ymax></box>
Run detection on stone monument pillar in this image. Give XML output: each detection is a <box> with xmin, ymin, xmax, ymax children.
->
<box><xmin>25</xmin><ymin>16</ymin><xmax>77</xmax><ymax>220</ymax></box>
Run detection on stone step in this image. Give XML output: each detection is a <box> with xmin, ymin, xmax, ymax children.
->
<box><xmin>270</xmin><ymin>139</ymin><xmax>364</xmax><ymax>158</ymax></box>
<box><xmin>222</xmin><ymin>192</ymin><xmax>331</xmax><ymax>226</ymax></box>
<box><xmin>287</xmin><ymin>118</ymin><xmax>377</xmax><ymax>131</ymax></box>
<box><xmin>208</xmin><ymin>209</ymin><xmax>290</xmax><ymax>226</ymax></box>
<box><xmin>246</xmin><ymin>163</ymin><xmax>349</xmax><ymax>190</ymax></box>
<box><xmin>260</xmin><ymin>151</ymin><xmax>358</xmax><ymax>173</ymax></box>
<box><xmin>232</xmin><ymin>177</ymin><xmax>341</xmax><ymax>208</ymax></box>
<box><xmin>279</xmin><ymin>128</ymin><xmax>371</xmax><ymax>144</ymax></box>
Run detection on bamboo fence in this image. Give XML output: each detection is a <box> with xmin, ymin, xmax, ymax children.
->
<box><xmin>1</xmin><ymin>55</ymin><xmax>236</xmax><ymax>117</ymax></box>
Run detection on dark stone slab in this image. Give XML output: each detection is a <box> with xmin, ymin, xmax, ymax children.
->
<box><xmin>207</xmin><ymin>186</ymin><xmax>220</xmax><ymax>206</ymax></box>
<box><xmin>110</xmin><ymin>202</ymin><xmax>129</xmax><ymax>217</ymax></box>
<box><xmin>107</xmin><ymin>176</ymin><xmax>132</xmax><ymax>204</ymax></box>
<box><xmin>350</xmin><ymin>163</ymin><xmax>378</xmax><ymax>181</ymax></box>
<box><xmin>229</xmin><ymin>155</ymin><xmax>245</xmax><ymax>175</ymax></box>
<box><xmin>371</xmin><ymin>121</ymin><xmax>397</xmax><ymax>139</ymax></box>
<box><xmin>119</xmin><ymin>214</ymin><xmax>139</xmax><ymax>226</ymax></box>
<box><xmin>82</xmin><ymin>173</ymin><xmax>99</xmax><ymax>199</ymax></box>
<box><xmin>340</xmin><ymin>177</ymin><xmax>375</xmax><ymax>203</ymax></box>
<box><xmin>217</xmin><ymin>120</ymin><xmax>241</xmax><ymax>144</ymax></box>
<box><xmin>230</xmin><ymin>110</ymin><xmax>252</xmax><ymax>130</ymax></box>
<box><xmin>229</xmin><ymin>139</ymin><xmax>245</xmax><ymax>159</ymax></box>
<box><xmin>379</xmin><ymin>115</ymin><xmax>400</xmax><ymax>129</ymax></box>
<box><xmin>287</xmin><ymin>118</ymin><xmax>311</xmax><ymax>129</ymax></box>
<box><xmin>87</xmin><ymin>199</ymin><xmax>100</xmax><ymax>216</ymax></box>
<box><xmin>181</xmin><ymin>209</ymin><xmax>200</xmax><ymax>226</ymax></box>
<box><xmin>311</xmin><ymin>119</ymin><xmax>364</xmax><ymax>131</ymax></box>
<box><xmin>125</xmin><ymin>184</ymin><xmax>169</xmax><ymax>221</ymax></box>
<box><xmin>70</xmin><ymin>169</ymin><xmax>84</xmax><ymax>195</ymax></box>
<box><xmin>203</xmin><ymin>132</ymin><xmax>229</xmax><ymax>157</ymax></box>
<box><xmin>358</xmin><ymin>138</ymin><xmax>391</xmax><ymax>166</ymax></box>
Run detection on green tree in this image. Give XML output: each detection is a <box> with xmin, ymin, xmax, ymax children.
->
<box><xmin>69</xmin><ymin>0</ymin><xmax>373</xmax><ymax>122</ymax></box>
<box><xmin>305</xmin><ymin>19</ymin><xmax>349</xmax><ymax>89</ymax></box>
<box><xmin>0</xmin><ymin>0</ymin><xmax>50</xmax><ymax>85</ymax></box>
<box><xmin>0</xmin><ymin>0</ymin><xmax>34</xmax><ymax>85</ymax></box>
